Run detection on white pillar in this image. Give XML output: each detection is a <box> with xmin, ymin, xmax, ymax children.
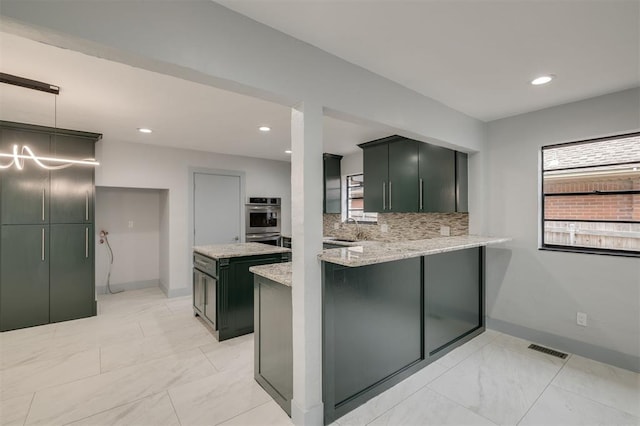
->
<box><xmin>290</xmin><ymin>102</ymin><xmax>324</xmax><ymax>425</ymax></box>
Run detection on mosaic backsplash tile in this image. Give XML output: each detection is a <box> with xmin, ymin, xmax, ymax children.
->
<box><xmin>323</xmin><ymin>212</ymin><xmax>469</xmax><ymax>242</ymax></box>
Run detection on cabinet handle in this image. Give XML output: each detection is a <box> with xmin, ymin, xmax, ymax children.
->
<box><xmin>389</xmin><ymin>181</ymin><xmax>392</xmax><ymax>210</ymax></box>
<box><xmin>41</xmin><ymin>228</ymin><xmax>45</xmax><ymax>261</ymax></box>
<box><xmin>382</xmin><ymin>182</ymin><xmax>386</xmax><ymax>210</ymax></box>
<box><xmin>85</xmin><ymin>227</ymin><xmax>89</xmax><ymax>258</ymax></box>
<box><xmin>42</xmin><ymin>188</ymin><xmax>45</xmax><ymax>221</ymax></box>
<box><xmin>85</xmin><ymin>192</ymin><xmax>89</xmax><ymax>221</ymax></box>
<box><xmin>195</xmin><ymin>259</ymin><xmax>208</xmax><ymax>267</ymax></box>
<box><xmin>419</xmin><ymin>178</ymin><xmax>424</xmax><ymax>210</ymax></box>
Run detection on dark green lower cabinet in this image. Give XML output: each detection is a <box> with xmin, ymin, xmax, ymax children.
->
<box><xmin>323</xmin><ymin>257</ymin><xmax>425</xmax><ymax>422</ymax></box>
<box><xmin>49</xmin><ymin>224</ymin><xmax>95</xmax><ymax>323</ymax></box>
<box><xmin>322</xmin><ymin>247</ymin><xmax>485</xmax><ymax>424</ymax></box>
<box><xmin>0</xmin><ymin>225</ymin><xmax>50</xmax><ymax>331</ymax></box>
<box><xmin>193</xmin><ymin>252</ymin><xmax>291</xmax><ymax>341</ymax></box>
<box><xmin>254</xmin><ymin>275</ymin><xmax>293</xmax><ymax>416</ymax></box>
<box><xmin>425</xmin><ymin>247</ymin><xmax>481</xmax><ymax>356</ymax></box>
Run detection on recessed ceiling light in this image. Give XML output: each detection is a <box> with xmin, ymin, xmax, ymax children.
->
<box><xmin>138</xmin><ymin>128</ymin><xmax>152</xmax><ymax>134</ymax></box>
<box><xmin>259</xmin><ymin>126</ymin><xmax>271</xmax><ymax>132</ymax></box>
<box><xmin>531</xmin><ymin>75</ymin><xmax>554</xmax><ymax>86</ymax></box>
<box><xmin>285</xmin><ymin>150</ymin><xmax>292</xmax><ymax>154</ymax></box>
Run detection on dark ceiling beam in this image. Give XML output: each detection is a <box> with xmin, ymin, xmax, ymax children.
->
<box><xmin>0</xmin><ymin>72</ymin><xmax>60</xmax><ymax>95</ymax></box>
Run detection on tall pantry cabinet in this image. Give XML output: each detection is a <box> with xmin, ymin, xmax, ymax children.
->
<box><xmin>0</xmin><ymin>121</ymin><xmax>101</xmax><ymax>331</ymax></box>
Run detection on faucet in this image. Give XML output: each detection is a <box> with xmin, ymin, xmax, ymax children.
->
<box><xmin>346</xmin><ymin>217</ymin><xmax>366</xmax><ymax>240</ymax></box>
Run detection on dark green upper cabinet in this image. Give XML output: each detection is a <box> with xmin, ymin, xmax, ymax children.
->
<box><xmin>388</xmin><ymin>139</ymin><xmax>419</xmax><ymax>212</ymax></box>
<box><xmin>456</xmin><ymin>152</ymin><xmax>469</xmax><ymax>212</ymax></box>
<box><xmin>361</xmin><ymin>135</ymin><xmax>469</xmax><ymax>214</ymax></box>
<box><xmin>419</xmin><ymin>143</ymin><xmax>455</xmax><ymax>212</ymax></box>
<box><xmin>361</xmin><ymin>136</ymin><xmax>419</xmax><ymax>213</ymax></box>
<box><xmin>50</xmin><ymin>134</ymin><xmax>95</xmax><ymax>223</ymax></box>
<box><xmin>323</xmin><ymin>153</ymin><xmax>343</xmax><ymax>214</ymax></box>
<box><xmin>0</xmin><ymin>128</ymin><xmax>50</xmax><ymax>225</ymax></box>
<box><xmin>362</xmin><ymin>142</ymin><xmax>388</xmax><ymax>212</ymax></box>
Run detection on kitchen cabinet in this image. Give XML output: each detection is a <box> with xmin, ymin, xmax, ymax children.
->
<box><xmin>456</xmin><ymin>152</ymin><xmax>469</xmax><ymax>212</ymax></box>
<box><xmin>360</xmin><ymin>136</ymin><xmax>419</xmax><ymax>213</ymax></box>
<box><xmin>0</xmin><ymin>121</ymin><xmax>101</xmax><ymax>332</ymax></box>
<box><xmin>424</xmin><ymin>247</ymin><xmax>481</xmax><ymax>356</ymax></box>
<box><xmin>0</xmin><ymin>225</ymin><xmax>50</xmax><ymax>331</ymax></box>
<box><xmin>193</xmin><ymin>248</ymin><xmax>291</xmax><ymax>341</ymax></box>
<box><xmin>49</xmin><ymin>224</ymin><xmax>95</xmax><ymax>323</ymax></box>
<box><xmin>419</xmin><ymin>143</ymin><xmax>455</xmax><ymax>212</ymax></box>
<box><xmin>50</xmin><ymin>135</ymin><xmax>95</xmax><ymax>223</ymax></box>
<box><xmin>0</xmin><ymin>128</ymin><xmax>50</xmax><ymax>225</ymax></box>
<box><xmin>323</xmin><ymin>153</ymin><xmax>343</xmax><ymax>214</ymax></box>
<box><xmin>254</xmin><ymin>274</ymin><xmax>293</xmax><ymax>416</ymax></box>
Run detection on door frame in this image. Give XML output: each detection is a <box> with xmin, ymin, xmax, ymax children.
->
<box><xmin>188</xmin><ymin>167</ymin><xmax>246</xmax><ymax>265</ymax></box>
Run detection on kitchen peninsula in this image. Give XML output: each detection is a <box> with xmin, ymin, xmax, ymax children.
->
<box><xmin>252</xmin><ymin>235</ymin><xmax>508</xmax><ymax>423</ymax></box>
<box><xmin>193</xmin><ymin>242</ymin><xmax>290</xmax><ymax>341</ymax></box>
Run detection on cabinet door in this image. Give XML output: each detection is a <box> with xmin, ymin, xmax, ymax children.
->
<box><xmin>0</xmin><ymin>225</ymin><xmax>50</xmax><ymax>331</ymax></box>
<box><xmin>362</xmin><ymin>143</ymin><xmax>388</xmax><ymax>213</ymax></box>
<box><xmin>50</xmin><ymin>135</ymin><xmax>95</xmax><ymax>223</ymax></box>
<box><xmin>425</xmin><ymin>248</ymin><xmax>481</xmax><ymax>356</ymax></box>
<box><xmin>50</xmin><ymin>224</ymin><xmax>95</xmax><ymax>322</ymax></box>
<box><xmin>204</xmin><ymin>274</ymin><xmax>217</xmax><ymax>329</ymax></box>
<box><xmin>193</xmin><ymin>270</ymin><xmax>205</xmax><ymax>314</ymax></box>
<box><xmin>419</xmin><ymin>143</ymin><xmax>456</xmax><ymax>212</ymax></box>
<box><xmin>388</xmin><ymin>139</ymin><xmax>419</xmax><ymax>212</ymax></box>
<box><xmin>456</xmin><ymin>152</ymin><xmax>469</xmax><ymax>212</ymax></box>
<box><xmin>0</xmin><ymin>128</ymin><xmax>50</xmax><ymax>224</ymax></box>
<box><xmin>323</xmin><ymin>155</ymin><xmax>342</xmax><ymax>214</ymax></box>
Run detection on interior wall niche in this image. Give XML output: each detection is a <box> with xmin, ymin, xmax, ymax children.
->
<box><xmin>95</xmin><ymin>186</ymin><xmax>166</xmax><ymax>293</ymax></box>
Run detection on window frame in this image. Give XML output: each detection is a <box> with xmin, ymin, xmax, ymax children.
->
<box><xmin>539</xmin><ymin>131</ymin><xmax>640</xmax><ymax>258</ymax></box>
<box><xmin>345</xmin><ymin>173</ymin><xmax>377</xmax><ymax>224</ymax></box>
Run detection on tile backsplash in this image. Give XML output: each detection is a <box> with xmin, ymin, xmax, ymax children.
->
<box><xmin>323</xmin><ymin>213</ymin><xmax>469</xmax><ymax>242</ymax></box>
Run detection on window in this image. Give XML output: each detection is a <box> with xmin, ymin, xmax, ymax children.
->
<box><xmin>346</xmin><ymin>174</ymin><xmax>377</xmax><ymax>223</ymax></box>
<box><xmin>541</xmin><ymin>132</ymin><xmax>640</xmax><ymax>256</ymax></box>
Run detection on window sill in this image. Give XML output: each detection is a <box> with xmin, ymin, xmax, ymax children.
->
<box><xmin>539</xmin><ymin>245</ymin><xmax>640</xmax><ymax>258</ymax></box>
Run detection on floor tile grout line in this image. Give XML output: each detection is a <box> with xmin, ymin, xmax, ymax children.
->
<box><xmin>21</xmin><ymin>392</ymin><xmax>36</xmax><ymax>426</ymax></box>
<box><xmin>166</xmin><ymin>390</ymin><xmax>183</xmax><ymax>426</ymax></box>
<box><xmin>58</xmin><ymin>393</ymin><xmax>156</xmax><ymax>425</ymax></box>
<box><xmin>514</xmin><ymin>353</ymin><xmax>572</xmax><ymax>425</ymax></box>
<box><xmin>550</xmin><ymin>377</ymin><xmax>640</xmax><ymax>419</ymax></box>
<box><xmin>214</xmin><ymin>400</ymin><xmax>273</xmax><ymax>425</ymax></box>
<box><xmin>358</xmin><ymin>365</ymin><xmax>451</xmax><ymax>426</ymax></box>
<box><xmin>425</xmin><ymin>384</ymin><xmax>500</xmax><ymax>426</ymax></box>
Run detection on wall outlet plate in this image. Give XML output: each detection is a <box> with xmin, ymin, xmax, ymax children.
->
<box><xmin>380</xmin><ymin>224</ymin><xmax>388</xmax><ymax>233</ymax></box>
<box><xmin>577</xmin><ymin>312</ymin><xmax>588</xmax><ymax>327</ymax></box>
<box><xmin>440</xmin><ymin>226</ymin><xmax>450</xmax><ymax>236</ymax></box>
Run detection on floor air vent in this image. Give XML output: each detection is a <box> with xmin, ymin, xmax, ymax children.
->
<box><xmin>528</xmin><ymin>344</ymin><xmax>568</xmax><ymax>359</ymax></box>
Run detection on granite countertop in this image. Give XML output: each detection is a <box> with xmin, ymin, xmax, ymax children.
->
<box><xmin>318</xmin><ymin>235</ymin><xmax>510</xmax><ymax>267</ymax></box>
<box><xmin>323</xmin><ymin>237</ymin><xmax>382</xmax><ymax>247</ymax></box>
<box><xmin>194</xmin><ymin>242</ymin><xmax>290</xmax><ymax>260</ymax></box>
<box><xmin>250</xmin><ymin>262</ymin><xmax>292</xmax><ymax>287</ymax></box>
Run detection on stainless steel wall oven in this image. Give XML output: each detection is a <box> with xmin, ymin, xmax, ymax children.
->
<box><xmin>245</xmin><ymin>197</ymin><xmax>281</xmax><ymax>245</ymax></box>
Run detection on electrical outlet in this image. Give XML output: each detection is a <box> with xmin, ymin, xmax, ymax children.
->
<box><xmin>440</xmin><ymin>226</ymin><xmax>450</xmax><ymax>236</ymax></box>
<box><xmin>577</xmin><ymin>312</ymin><xmax>588</xmax><ymax>327</ymax></box>
<box><xmin>128</xmin><ymin>220</ymin><xmax>134</xmax><ymax>229</ymax></box>
<box><xmin>380</xmin><ymin>224</ymin><xmax>388</xmax><ymax>233</ymax></box>
<box><xmin>333</xmin><ymin>223</ymin><xmax>340</xmax><ymax>230</ymax></box>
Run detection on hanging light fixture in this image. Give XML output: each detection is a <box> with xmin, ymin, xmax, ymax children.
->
<box><xmin>0</xmin><ymin>73</ymin><xmax>100</xmax><ymax>170</ymax></box>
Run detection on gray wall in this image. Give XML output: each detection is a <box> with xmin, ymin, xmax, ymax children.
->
<box><xmin>95</xmin><ymin>187</ymin><xmax>161</xmax><ymax>292</ymax></box>
<box><xmin>485</xmin><ymin>88</ymin><xmax>640</xmax><ymax>371</ymax></box>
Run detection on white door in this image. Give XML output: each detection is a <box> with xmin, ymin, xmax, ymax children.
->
<box><xmin>194</xmin><ymin>172</ymin><xmax>241</xmax><ymax>245</ymax></box>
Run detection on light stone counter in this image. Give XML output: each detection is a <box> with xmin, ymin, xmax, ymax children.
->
<box><xmin>194</xmin><ymin>242</ymin><xmax>290</xmax><ymax>260</ymax></box>
<box><xmin>318</xmin><ymin>235</ymin><xmax>510</xmax><ymax>267</ymax></box>
<box><xmin>250</xmin><ymin>262</ymin><xmax>292</xmax><ymax>287</ymax></box>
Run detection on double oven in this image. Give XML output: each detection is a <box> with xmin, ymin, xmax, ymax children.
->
<box><xmin>245</xmin><ymin>197</ymin><xmax>281</xmax><ymax>246</ymax></box>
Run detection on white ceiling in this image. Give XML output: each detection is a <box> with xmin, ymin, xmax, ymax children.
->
<box><xmin>218</xmin><ymin>0</ymin><xmax>640</xmax><ymax>121</ymax></box>
<box><xmin>0</xmin><ymin>32</ymin><xmax>390</xmax><ymax>161</ymax></box>
<box><xmin>1</xmin><ymin>1</ymin><xmax>638</xmax><ymax>161</ymax></box>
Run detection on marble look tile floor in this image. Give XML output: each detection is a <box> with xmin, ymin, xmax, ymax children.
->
<box><xmin>0</xmin><ymin>287</ymin><xmax>637</xmax><ymax>426</ymax></box>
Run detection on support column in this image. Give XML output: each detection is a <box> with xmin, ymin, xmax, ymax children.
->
<box><xmin>290</xmin><ymin>102</ymin><xmax>324</xmax><ymax>426</ymax></box>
